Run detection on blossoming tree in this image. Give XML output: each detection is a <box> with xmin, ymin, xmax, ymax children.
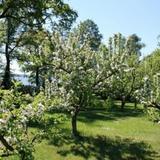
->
<box><xmin>0</xmin><ymin>83</ymin><xmax>45</xmax><ymax>159</ymax></box>
<box><xmin>46</xmin><ymin>31</ymin><xmax>127</xmax><ymax>137</ymax></box>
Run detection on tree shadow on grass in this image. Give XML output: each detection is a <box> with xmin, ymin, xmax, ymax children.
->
<box><xmin>55</xmin><ymin>135</ymin><xmax>159</xmax><ymax>160</ymax></box>
<box><xmin>78</xmin><ymin>108</ymin><xmax>144</xmax><ymax>123</ymax></box>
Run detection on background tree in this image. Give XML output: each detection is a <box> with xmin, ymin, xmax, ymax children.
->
<box><xmin>73</xmin><ymin>19</ymin><xmax>102</xmax><ymax>51</ymax></box>
<box><xmin>126</xmin><ymin>34</ymin><xmax>145</xmax><ymax>56</ymax></box>
<box><xmin>17</xmin><ymin>29</ymin><xmax>53</xmax><ymax>90</ymax></box>
<box><xmin>0</xmin><ymin>0</ymin><xmax>77</xmax><ymax>89</ymax></box>
<box><xmin>141</xmin><ymin>49</ymin><xmax>160</xmax><ymax>80</ymax></box>
<box><xmin>106</xmin><ymin>33</ymin><xmax>144</xmax><ymax>109</ymax></box>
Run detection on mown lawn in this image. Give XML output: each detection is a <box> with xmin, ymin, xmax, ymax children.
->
<box><xmin>7</xmin><ymin>103</ymin><xmax>160</xmax><ymax>160</ymax></box>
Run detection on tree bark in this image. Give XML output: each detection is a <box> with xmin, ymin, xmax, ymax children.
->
<box><xmin>121</xmin><ymin>96</ymin><xmax>126</xmax><ymax>110</ymax></box>
<box><xmin>35</xmin><ymin>67</ymin><xmax>40</xmax><ymax>93</ymax></box>
<box><xmin>71</xmin><ymin>111</ymin><xmax>78</xmax><ymax>137</ymax></box>
<box><xmin>1</xmin><ymin>17</ymin><xmax>11</xmax><ymax>89</ymax></box>
<box><xmin>1</xmin><ymin>41</ymin><xmax>11</xmax><ymax>89</ymax></box>
<box><xmin>134</xmin><ymin>101</ymin><xmax>137</xmax><ymax>109</ymax></box>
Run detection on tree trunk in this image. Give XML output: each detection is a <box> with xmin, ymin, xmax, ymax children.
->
<box><xmin>35</xmin><ymin>67</ymin><xmax>40</xmax><ymax>92</ymax></box>
<box><xmin>121</xmin><ymin>96</ymin><xmax>126</xmax><ymax>110</ymax></box>
<box><xmin>1</xmin><ymin>18</ymin><xmax>11</xmax><ymax>89</ymax></box>
<box><xmin>1</xmin><ymin>43</ymin><xmax>11</xmax><ymax>89</ymax></box>
<box><xmin>134</xmin><ymin>101</ymin><xmax>137</xmax><ymax>109</ymax></box>
<box><xmin>35</xmin><ymin>67</ymin><xmax>39</xmax><ymax>87</ymax></box>
<box><xmin>71</xmin><ymin>111</ymin><xmax>78</xmax><ymax>137</ymax></box>
<box><xmin>19</xmin><ymin>150</ymin><xmax>26</xmax><ymax>160</ymax></box>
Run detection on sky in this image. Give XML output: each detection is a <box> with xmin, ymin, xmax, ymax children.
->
<box><xmin>67</xmin><ymin>0</ymin><xmax>160</xmax><ymax>56</ymax></box>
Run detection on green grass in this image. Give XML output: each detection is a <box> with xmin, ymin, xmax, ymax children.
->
<box><xmin>6</xmin><ymin>103</ymin><xmax>160</xmax><ymax>160</ymax></box>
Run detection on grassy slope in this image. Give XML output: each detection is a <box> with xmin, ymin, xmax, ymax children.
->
<box><xmin>33</xmin><ymin>104</ymin><xmax>160</xmax><ymax>160</ymax></box>
<box><xmin>7</xmin><ymin>103</ymin><xmax>160</xmax><ymax>160</ymax></box>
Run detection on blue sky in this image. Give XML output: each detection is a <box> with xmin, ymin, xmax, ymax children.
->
<box><xmin>67</xmin><ymin>0</ymin><xmax>160</xmax><ymax>56</ymax></box>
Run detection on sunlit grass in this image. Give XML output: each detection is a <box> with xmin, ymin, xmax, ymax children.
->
<box><xmin>33</xmin><ymin>103</ymin><xmax>160</xmax><ymax>160</ymax></box>
<box><xmin>7</xmin><ymin>103</ymin><xmax>160</xmax><ymax>160</ymax></box>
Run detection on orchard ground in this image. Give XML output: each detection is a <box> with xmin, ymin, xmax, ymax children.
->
<box><xmin>7</xmin><ymin>102</ymin><xmax>160</xmax><ymax>160</ymax></box>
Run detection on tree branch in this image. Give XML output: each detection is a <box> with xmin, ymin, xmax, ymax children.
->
<box><xmin>0</xmin><ymin>135</ymin><xmax>14</xmax><ymax>151</ymax></box>
<box><xmin>148</xmin><ymin>101</ymin><xmax>160</xmax><ymax>110</ymax></box>
<box><xmin>0</xmin><ymin>6</ymin><xmax>10</xmax><ymax>19</ymax></box>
